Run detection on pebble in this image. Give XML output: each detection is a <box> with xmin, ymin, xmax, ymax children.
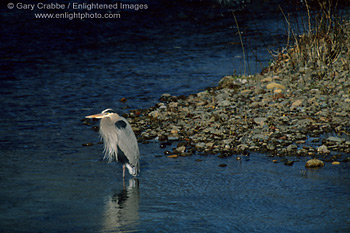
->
<box><xmin>266</xmin><ymin>82</ymin><xmax>286</xmax><ymax>90</ymax></box>
<box><xmin>120</xmin><ymin>97</ymin><xmax>127</xmax><ymax>103</ymax></box>
<box><xmin>291</xmin><ymin>99</ymin><xmax>303</xmax><ymax>110</ymax></box>
<box><xmin>317</xmin><ymin>145</ymin><xmax>330</xmax><ymax>155</ymax></box>
<box><xmin>253</xmin><ymin>117</ymin><xmax>267</xmax><ymax>125</ymax></box>
<box><xmin>327</xmin><ymin>136</ymin><xmax>345</xmax><ymax>143</ymax></box>
<box><xmin>164</xmin><ymin>150</ymin><xmax>172</xmax><ymax>155</ymax></box>
<box><xmin>305</xmin><ymin>158</ymin><xmax>325</xmax><ymax>168</ymax></box>
<box><xmin>287</xmin><ymin>144</ymin><xmax>298</xmax><ymax>152</ymax></box>
<box><xmin>174</xmin><ymin>145</ymin><xmax>186</xmax><ymax>154</ymax></box>
<box><xmin>82</xmin><ymin>142</ymin><xmax>93</xmax><ymax>146</ymax></box>
<box><xmin>284</xmin><ymin>160</ymin><xmax>294</xmax><ymax>166</ymax></box>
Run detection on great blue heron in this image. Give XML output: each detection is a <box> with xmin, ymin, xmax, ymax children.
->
<box><xmin>86</xmin><ymin>108</ymin><xmax>140</xmax><ymax>178</ymax></box>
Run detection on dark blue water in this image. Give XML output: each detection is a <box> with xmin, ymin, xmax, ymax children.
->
<box><xmin>1</xmin><ymin>1</ymin><xmax>350</xmax><ymax>232</ymax></box>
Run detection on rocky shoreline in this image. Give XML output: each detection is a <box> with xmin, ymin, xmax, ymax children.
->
<box><xmin>125</xmin><ymin>70</ymin><xmax>349</xmax><ymax>162</ymax></box>
<box><xmin>123</xmin><ymin>35</ymin><xmax>350</xmax><ymax>165</ymax></box>
<box><xmin>85</xmin><ymin>20</ymin><xmax>350</xmax><ymax>166</ymax></box>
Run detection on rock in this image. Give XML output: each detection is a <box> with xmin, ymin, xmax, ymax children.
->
<box><xmin>237</xmin><ymin>144</ymin><xmax>249</xmax><ymax>153</ymax></box>
<box><xmin>168</xmin><ymin>102</ymin><xmax>178</xmax><ymax>109</ymax></box>
<box><xmin>164</xmin><ymin>150</ymin><xmax>172</xmax><ymax>155</ymax></box>
<box><xmin>218</xmin><ymin>76</ymin><xmax>242</xmax><ymax>89</ymax></box>
<box><xmin>161</xmin><ymin>93</ymin><xmax>171</xmax><ymax>98</ymax></box>
<box><xmin>120</xmin><ymin>97</ymin><xmax>127</xmax><ymax>103</ymax></box>
<box><xmin>167</xmin><ymin>136</ymin><xmax>179</xmax><ymax>141</ymax></box>
<box><xmin>267</xmin><ymin>143</ymin><xmax>276</xmax><ymax>150</ymax></box>
<box><xmin>174</xmin><ymin>145</ymin><xmax>186</xmax><ymax>154</ymax></box>
<box><xmin>284</xmin><ymin>160</ymin><xmax>294</xmax><ymax>166</ymax></box>
<box><xmin>291</xmin><ymin>99</ymin><xmax>303</xmax><ymax>109</ymax></box>
<box><xmin>159</xmin><ymin>93</ymin><xmax>172</xmax><ymax>102</ymax></box>
<box><xmin>170</xmin><ymin>129</ymin><xmax>179</xmax><ymax>136</ymax></box>
<box><xmin>252</xmin><ymin>134</ymin><xmax>268</xmax><ymax>141</ymax></box>
<box><xmin>241</xmin><ymin>89</ymin><xmax>251</xmax><ymax>94</ymax></box>
<box><xmin>297</xmin><ymin>148</ymin><xmax>308</xmax><ymax>156</ymax></box>
<box><xmin>305</xmin><ymin>158</ymin><xmax>325</xmax><ymax>168</ymax></box>
<box><xmin>205</xmin><ymin>142</ymin><xmax>215</xmax><ymax>149</ymax></box>
<box><xmin>327</xmin><ymin>136</ymin><xmax>345</xmax><ymax>143</ymax></box>
<box><xmin>82</xmin><ymin>142</ymin><xmax>93</xmax><ymax>146</ymax></box>
<box><xmin>342</xmin><ymin>157</ymin><xmax>350</xmax><ymax>162</ymax></box>
<box><xmin>158</xmin><ymin>135</ymin><xmax>168</xmax><ymax>141</ymax></box>
<box><xmin>195</xmin><ymin>142</ymin><xmax>206</xmax><ymax>151</ymax></box>
<box><xmin>317</xmin><ymin>145</ymin><xmax>330</xmax><ymax>155</ymax></box>
<box><xmin>148</xmin><ymin>110</ymin><xmax>159</xmax><ymax>118</ymax></box>
<box><xmin>215</xmin><ymin>92</ymin><xmax>230</xmax><ymax>102</ymax></box>
<box><xmin>254</xmin><ymin>117</ymin><xmax>267</xmax><ymax>125</ymax></box>
<box><xmin>218</xmin><ymin>100</ymin><xmax>231</xmax><ymax>107</ymax></box>
<box><xmin>261</xmin><ymin>77</ymin><xmax>272</xmax><ymax>82</ymax></box>
<box><xmin>287</xmin><ymin>144</ymin><xmax>297</xmax><ymax>152</ymax></box>
<box><xmin>254</xmin><ymin>85</ymin><xmax>266</xmax><ymax>94</ymax></box>
<box><xmin>266</xmin><ymin>82</ymin><xmax>286</xmax><ymax>90</ymax></box>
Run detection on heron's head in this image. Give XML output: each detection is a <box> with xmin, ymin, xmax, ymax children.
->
<box><xmin>85</xmin><ymin>108</ymin><xmax>120</xmax><ymax>122</ymax></box>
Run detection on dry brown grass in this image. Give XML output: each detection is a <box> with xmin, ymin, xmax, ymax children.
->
<box><xmin>264</xmin><ymin>0</ymin><xmax>350</xmax><ymax>75</ymax></box>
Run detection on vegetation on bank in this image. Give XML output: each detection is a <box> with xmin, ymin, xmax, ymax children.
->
<box><xmin>265</xmin><ymin>0</ymin><xmax>349</xmax><ymax>77</ymax></box>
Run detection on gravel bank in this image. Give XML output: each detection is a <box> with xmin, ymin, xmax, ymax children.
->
<box><xmin>124</xmin><ymin>36</ymin><xmax>350</xmax><ymax>163</ymax></box>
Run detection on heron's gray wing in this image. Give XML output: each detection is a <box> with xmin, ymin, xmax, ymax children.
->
<box><xmin>115</xmin><ymin>118</ymin><xmax>140</xmax><ymax>169</ymax></box>
<box><xmin>115</xmin><ymin>120</ymin><xmax>127</xmax><ymax>129</ymax></box>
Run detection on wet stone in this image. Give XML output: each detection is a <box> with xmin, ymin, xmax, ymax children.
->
<box><xmin>317</xmin><ymin>145</ymin><xmax>330</xmax><ymax>155</ymax></box>
<box><xmin>305</xmin><ymin>158</ymin><xmax>325</xmax><ymax>168</ymax></box>
<box><xmin>82</xmin><ymin>142</ymin><xmax>93</xmax><ymax>146</ymax></box>
<box><xmin>286</xmin><ymin>144</ymin><xmax>297</xmax><ymax>152</ymax></box>
<box><xmin>164</xmin><ymin>150</ymin><xmax>172</xmax><ymax>155</ymax></box>
<box><xmin>327</xmin><ymin>136</ymin><xmax>345</xmax><ymax>143</ymax></box>
<box><xmin>284</xmin><ymin>160</ymin><xmax>294</xmax><ymax>166</ymax></box>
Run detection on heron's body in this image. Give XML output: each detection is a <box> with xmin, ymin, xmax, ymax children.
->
<box><xmin>86</xmin><ymin>109</ymin><xmax>140</xmax><ymax>177</ymax></box>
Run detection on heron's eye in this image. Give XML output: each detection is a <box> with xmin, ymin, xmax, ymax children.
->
<box><xmin>101</xmin><ymin>108</ymin><xmax>115</xmax><ymax>115</ymax></box>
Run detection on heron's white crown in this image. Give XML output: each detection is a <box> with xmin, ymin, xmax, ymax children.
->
<box><xmin>102</xmin><ymin>108</ymin><xmax>115</xmax><ymax>114</ymax></box>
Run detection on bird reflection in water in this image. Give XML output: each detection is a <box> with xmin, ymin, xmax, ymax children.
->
<box><xmin>102</xmin><ymin>178</ymin><xmax>140</xmax><ymax>231</ymax></box>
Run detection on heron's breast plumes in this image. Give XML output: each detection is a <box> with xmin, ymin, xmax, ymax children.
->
<box><xmin>99</xmin><ymin>118</ymin><xmax>119</xmax><ymax>162</ymax></box>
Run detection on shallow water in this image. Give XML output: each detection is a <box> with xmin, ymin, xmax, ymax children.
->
<box><xmin>2</xmin><ymin>145</ymin><xmax>350</xmax><ymax>232</ymax></box>
<box><xmin>1</xmin><ymin>0</ymin><xmax>350</xmax><ymax>232</ymax></box>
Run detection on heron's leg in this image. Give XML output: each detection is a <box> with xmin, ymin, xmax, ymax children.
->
<box><xmin>122</xmin><ymin>164</ymin><xmax>125</xmax><ymax>178</ymax></box>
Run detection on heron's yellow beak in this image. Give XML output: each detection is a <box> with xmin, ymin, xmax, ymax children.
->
<box><xmin>85</xmin><ymin>113</ymin><xmax>104</xmax><ymax>119</ymax></box>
